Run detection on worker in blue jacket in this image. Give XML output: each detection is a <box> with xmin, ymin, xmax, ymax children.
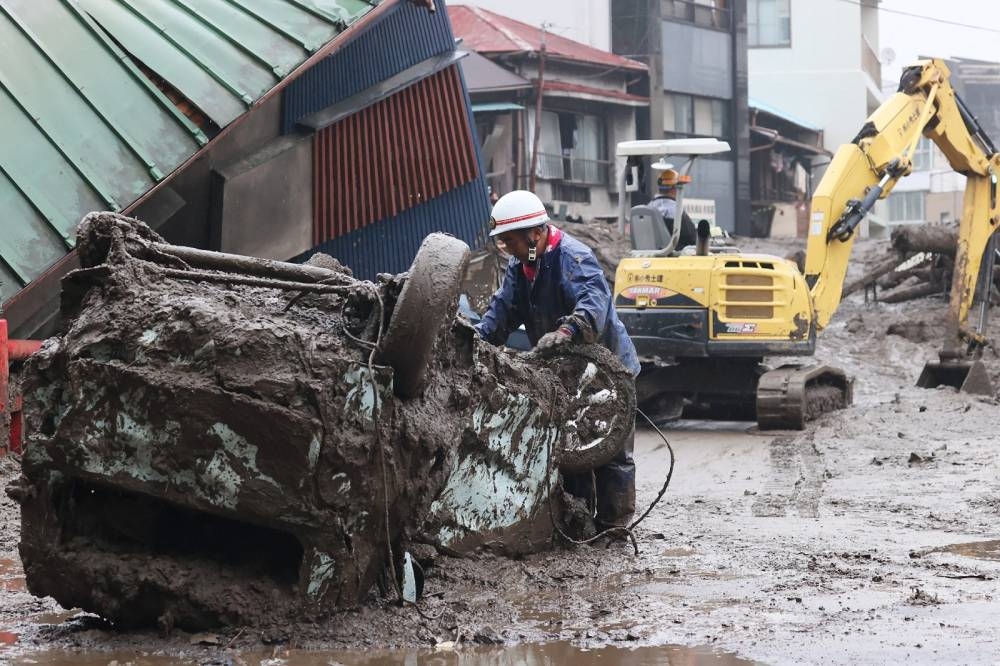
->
<box><xmin>475</xmin><ymin>190</ymin><xmax>641</xmax><ymax>529</ymax></box>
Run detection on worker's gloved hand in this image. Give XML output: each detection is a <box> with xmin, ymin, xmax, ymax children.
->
<box><xmin>562</xmin><ymin>312</ymin><xmax>597</xmax><ymax>343</ymax></box>
<box><xmin>535</xmin><ymin>325</ymin><xmax>575</xmax><ymax>351</ymax></box>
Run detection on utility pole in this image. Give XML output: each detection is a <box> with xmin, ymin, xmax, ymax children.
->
<box><xmin>528</xmin><ymin>23</ymin><xmax>549</xmax><ymax>192</ymax></box>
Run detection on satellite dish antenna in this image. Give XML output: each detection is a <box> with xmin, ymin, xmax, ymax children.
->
<box><xmin>881</xmin><ymin>47</ymin><xmax>896</xmax><ymax>65</ymax></box>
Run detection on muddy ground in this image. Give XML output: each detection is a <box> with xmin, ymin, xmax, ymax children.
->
<box><xmin>3</xmin><ymin>237</ymin><xmax>1000</xmax><ymax>664</ymax></box>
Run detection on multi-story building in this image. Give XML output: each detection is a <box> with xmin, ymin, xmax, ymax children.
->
<box><xmin>748</xmin><ymin>0</ymin><xmax>882</xmax><ymax>152</ymax></box>
<box><xmin>612</xmin><ymin>0</ymin><xmax>751</xmax><ymax>235</ymax></box>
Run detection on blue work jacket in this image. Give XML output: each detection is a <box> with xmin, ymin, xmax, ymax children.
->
<box><xmin>475</xmin><ymin>230</ymin><xmax>641</xmax><ymax>376</ymax></box>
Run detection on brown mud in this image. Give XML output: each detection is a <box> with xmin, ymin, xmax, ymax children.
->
<box><xmin>2</xmin><ymin>235</ymin><xmax>1000</xmax><ymax>664</ymax></box>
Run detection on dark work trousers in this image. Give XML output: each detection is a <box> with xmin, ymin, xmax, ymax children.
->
<box><xmin>564</xmin><ymin>424</ymin><xmax>636</xmax><ymax>527</ymax></box>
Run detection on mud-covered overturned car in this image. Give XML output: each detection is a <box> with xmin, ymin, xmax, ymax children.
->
<box><xmin>8</xmin><ymin>214</ymin><xmax>635</xmax><ymax>630</ymax></box>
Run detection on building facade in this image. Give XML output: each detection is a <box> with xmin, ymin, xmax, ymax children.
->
<box><xmin>612</xmin><ymin>0</ymin><xmax>751</xmax><ymax>235</ymax></box>
<box><xmin>451</xmin><ymin>5</ymin><xmax>648</xmax><ymax>220</ymax></box>
<box><xmin>747</xmin><ymin>0</ymin><xmax>882</xmax><ymax>152</ymax></box>
<box><xmin>748</xmin><ymin>99</ymin><xmax>829</xmax><ymax>236</ymax></box>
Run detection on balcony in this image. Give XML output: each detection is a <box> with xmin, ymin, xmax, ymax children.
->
<box><xmin>537</xmin><ymin>153</ymin><xmax>611</xmax><ymax>186</ymax></box>
<box><xmin>661</xmin><ymin>0</ymin><xmax>731</xmax><ymax>31</ymax></box>
<box><xmin>861</xmin><ymin>36</ymin><xmax>882</xmax><ymax>90</ymax></box>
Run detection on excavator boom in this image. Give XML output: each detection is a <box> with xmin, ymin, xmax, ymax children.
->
<box><xmin>804</xmin><ymin>59</ymin><xmax>1000</xmax><ymax>391</ymax></box>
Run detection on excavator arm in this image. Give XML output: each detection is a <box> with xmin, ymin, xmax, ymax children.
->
<box><xmin>804</xmin><ymin>60</ymin><xmax>1000</xmax><ymax>387</ymax></box>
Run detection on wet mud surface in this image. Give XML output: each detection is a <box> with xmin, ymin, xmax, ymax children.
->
<box><xmin>3</xmin><ymin>237</ymin><xmax>1000</xmax><ymax>663</ymax></box>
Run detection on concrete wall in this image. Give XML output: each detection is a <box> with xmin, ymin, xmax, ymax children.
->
<box><xmin>135</xmin><ymin>91</ymin><xmax>315</xmax><ymax>262</ymax></box>
<box><xmin>211</xmin><ymin>136</ymin><xmax>313</xmax><ymax>260</ymax></box>
<box><xmin>748</xmin><ymin>0</ymin><xmax>879</xmax><ymax>150</ymax></box>
<box><xmin>454</xmin><ymin>0</ymin><xmax>611</xmax><ymax>50</ymax></box>
<box><xmin>685</xmin><ymin>158</ymin><xmax>735</xmax><ymax>235</ymax></box>
<box><xmin>138</xmin><ymin>94</ymin><xmax>285</xmax><ymax>248</ymax></box>
<box><xmin>926</xmin><ymin>190</ymin><xmax>964</xmax><ymax>225</ymax></box>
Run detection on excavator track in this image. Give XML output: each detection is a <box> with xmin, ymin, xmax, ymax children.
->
<box><xmin>756</xmin><ymin>364</ymin><xmax>854</xmax><ymax>430</ymax></box>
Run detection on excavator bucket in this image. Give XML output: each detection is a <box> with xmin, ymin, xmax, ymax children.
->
<box><xmin>917</xmin><ymin>358</ymin><xmax>993</xmax><ymax>395</ymax></box>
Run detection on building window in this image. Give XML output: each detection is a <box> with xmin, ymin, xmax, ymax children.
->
<box><xmin>748</xmin><ymin>0</ymin><xmax>791</xmax><ymax>47</ymax></box>
<box><xmin>551</xmin><ymin>182</ymin><xmax>591</xmax><ymax>203</ymax></box>
<box><xmin>887</xmin><ymin>191</ymin><xmax>925</xmax><ymax>223</ymax></box>
<box><xmin>662</xmin><ymin>0</ymin><xmax>731</xmax><ymax>31</ymax></box>
<box><xmin>531</xmin><ymin>110</ymin><xmax>609</xmax><ymax>185</ymax></box>
<box><xmin>665</xmin><ymin>93</ymin><xmax>730</xmax><ymax>139</ymax></box>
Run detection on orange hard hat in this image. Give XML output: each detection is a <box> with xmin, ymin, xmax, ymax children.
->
<box><xmin>657</xmin><ymin>169</ymin><xmax>691</xmax><ymax>190</ymax></box>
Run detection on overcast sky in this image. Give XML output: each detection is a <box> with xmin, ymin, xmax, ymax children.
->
<box><xmin>878</xmin><ymin>0</ymin><xmax>1000</xmax><ymax>89</ymax></box>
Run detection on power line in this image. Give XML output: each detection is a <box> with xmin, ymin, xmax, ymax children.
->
<box><xmin>835</xmin><ymin>0</ymin><xmax>1000</xmax><ymax>35</ymax></box>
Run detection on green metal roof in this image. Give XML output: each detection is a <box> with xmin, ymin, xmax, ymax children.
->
<box><xmin>0</xmin><ymin>0</ymin><xmax>379</xmax><ymax>303</ymax></box>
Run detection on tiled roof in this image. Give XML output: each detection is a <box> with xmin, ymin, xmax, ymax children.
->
<box><xmin>448</xmin><ymin>5</ymin><xmax>646</xmax><ymax>72</ymax></box>
<box><xmin>543</xmin><ymin>80</ymin><xmax>648</xmax><ymax>105</ymax></box>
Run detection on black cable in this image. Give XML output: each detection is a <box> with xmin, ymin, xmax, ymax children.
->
<box><xmin>545</xmin><ymin>407</ymin><xmax>676</xmax><ymax>554</ymax></box>
<box><xmin>834</xmin><ymin>0</ymin><xmax>1000</xmax><ymax>34</ymax></box>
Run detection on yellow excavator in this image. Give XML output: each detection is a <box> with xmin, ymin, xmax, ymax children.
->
<box><xmin>614</xmin><ymin>59</ymin><xmax>999</xmax><ymax>429</ymax></box>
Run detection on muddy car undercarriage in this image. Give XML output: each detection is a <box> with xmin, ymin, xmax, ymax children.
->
<box><xmin>8</xmin><ymin>214</ymin><xmax>636</xmax><ymax>630</ymax></box>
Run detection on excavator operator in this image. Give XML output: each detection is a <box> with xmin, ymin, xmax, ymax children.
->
<box><xmin>648</xmin><ymin>169</ymin><xmax>697</xmax><ymax>250</ymax></box>
<box><xmin>475</xmin><ymin>189</ymin><xmax>641</xmax><ymax>530</ymax></box>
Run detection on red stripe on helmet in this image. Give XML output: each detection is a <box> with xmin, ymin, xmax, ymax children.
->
<box><xmin>495</xmin><ymin>209</ymin><xmax>547</xmax><ymax>227</ymax></box>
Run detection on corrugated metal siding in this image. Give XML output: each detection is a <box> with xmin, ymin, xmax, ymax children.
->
<box><xmin>313</xmin><ymin>65</ymin><xmax>478</xmax><ymax>244</ymax></box>
<box><xmin>300</xmin><ymin>176</ymin><xmax>490</xmax><ymax>280</ymax></box>
<box><xmin>292</xmin><ymin>0</ymin><xmax>492</xmax><ymax>280</ymax></box>
<box><xmin>282</xmin><ymin>0</ymin><xmax>456</xmax><ymax>132</ymax></box>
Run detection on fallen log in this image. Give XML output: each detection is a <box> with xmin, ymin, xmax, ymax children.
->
<box><xmin>842</xmin><ymin>254</ymin><xmax>907</xmax><ymax>297</ymax></box>
<box><xmin>878</xmin><ymin>264</ymin><xmax>933</xmax><ymax>290</ymax></box>
<box><xmin>880</xmin><ymin>280</ymin><xmax>944</xmax><ymax>303</ymax></box>
<box><xmin>890</xmin><ymin>223</ymin><xmax>958</xmax><ymax>257</ymax></box>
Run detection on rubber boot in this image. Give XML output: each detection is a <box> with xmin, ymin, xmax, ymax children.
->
<box><xmin>594</xmin><ymin>426</ymin><xmax>636</xmax><ymax>527</ymax></box>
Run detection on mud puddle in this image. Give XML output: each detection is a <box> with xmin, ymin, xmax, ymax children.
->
<box><xmin>0</xmin><ymin>558</ymin><xmax>25</xmax><ymax>592</ymax></box>
<box><xmin>4</xmin><ymin>642</ymin><xmax>761</xmax><ymax>665</ymax></box>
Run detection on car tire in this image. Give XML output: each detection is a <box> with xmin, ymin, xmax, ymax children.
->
<box><xmin>380</xmin><ymin>233</ymin><xmax>471</xmax><ymax>399</ymax></box>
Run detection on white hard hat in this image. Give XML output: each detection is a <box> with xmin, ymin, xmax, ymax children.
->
<box><xmin>488</xmin><ymin>190</ymin><xmax>549</xmax><ymax>237</ymax></box>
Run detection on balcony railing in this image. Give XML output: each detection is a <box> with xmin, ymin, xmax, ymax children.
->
<box><xmin>536</xmin><ymin>153</ymin><xmax>611</xmax><ymax>186</ymax></box>
<box><xmin>861</xmin><ymin>36</ymin><xmax>881</xmax><ymax>90</ymax></box>
<box><xmin>661</xmin><ymin>0</ymin><xmax>731</xmax><ymax>31</ymax></box>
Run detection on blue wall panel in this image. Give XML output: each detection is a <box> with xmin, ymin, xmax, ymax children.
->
<box><xmin>283</xmin><ymin>0</ymin><xmax>457</xmax><ymax>132</ymax></box>
<box><xmin>298</xmin><ymin>176</ymin><xmax>490</xmax><ymax>280</ymax></box>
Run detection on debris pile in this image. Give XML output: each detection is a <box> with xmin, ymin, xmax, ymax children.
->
<box><xmin>560</xmin><ymin>220</ymin><xmax>631</xmax><ymax>284</ymax></box>
<box><xmin>843</xmin><ymin>223</ymin><xmax>997</xmax><ymax>304</ymax></box>
<box><xmin>10</xmin><ymin>214</ymin><xmax>635</xmax><ymax>631</ymax></box>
